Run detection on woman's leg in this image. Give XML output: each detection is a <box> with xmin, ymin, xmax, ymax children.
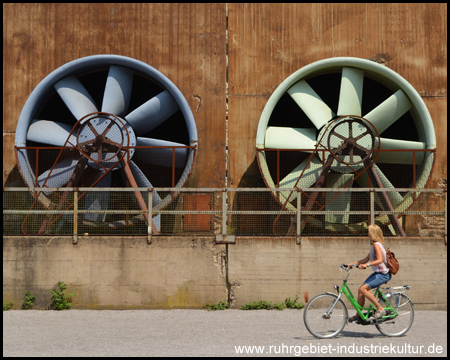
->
<box><xmin>359</xmin><ymin>284</ymin><xmax>383</xmax><ymax>311</ymax></box>
<box><xmin>362</xmin><ymin>272</ymin><xmax>391</xmax><ymax>311</ymax></box>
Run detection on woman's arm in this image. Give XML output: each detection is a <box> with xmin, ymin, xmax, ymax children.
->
<box><xmin>368</xmin><ymin>243</ymin><xmax>383</xmax><ymax>266</ymax></box>
<box><xmin>347</xmin><ymin>253</ymin><xmax>370</xmax><ymax>267</ymax></box>
<box><xmin>358</xmin><ymin>244</ymin><xmax>384</xmax><ymax>269</ymax></box>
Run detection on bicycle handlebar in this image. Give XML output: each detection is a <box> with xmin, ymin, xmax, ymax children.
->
<box><xmin>341</xmin><ymin>264</ymin><xmax>365</xmax><ymax>270</ymax></box>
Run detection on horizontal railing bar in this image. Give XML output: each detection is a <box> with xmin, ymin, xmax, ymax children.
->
<box><xmin>156</xmin><ymin>211</ymin><xmax>220</xmax><ymax>215</ymax></box>
<box><xmin>3</xmin><ymin>187</ymin><xmax>445</xmax><ymax>193</ymax></box>
<box><xmin>4</xmin><ymin>210</ymin><xmax>145</xmax><ymax>215</ymax></box>
<box><xmin>5</xmin><ymin>210</ymin><xmax>444</xmax><ymax>216</ymax></box>
<box><xmin>258</xmin><ymin>148</ymin><xmax>436</xmax><ymax>152</ymax></box>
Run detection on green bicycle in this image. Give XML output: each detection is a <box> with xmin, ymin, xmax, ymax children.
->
<box><xmin>303</xmin><ymin>264</ymin><xmax>414</xmax><ymax>339</ymax></box>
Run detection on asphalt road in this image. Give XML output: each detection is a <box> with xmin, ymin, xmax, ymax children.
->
<box><xmin>3</xmin><ymin>310</ymin><xmax>447</xmax><ymax>357</ymax></box>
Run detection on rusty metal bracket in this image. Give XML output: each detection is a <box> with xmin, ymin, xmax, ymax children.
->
<box><xmin>215</xmin><ymin>234</ymin><xmax>235</xmax><ymax>244</ymax></box>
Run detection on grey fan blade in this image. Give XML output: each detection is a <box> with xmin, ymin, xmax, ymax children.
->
<box><xmin>135</xmin><ymin>137</ymin><xmax>188</xmax><ymax>168</ymax></box>
<box><xmin>128</xmin><ymin>160</ymin><xmax>162</xmax><ymax>232</ymax></box>
<box><xmin>152</xmin><ymin>214</ymin><xmax>161</xmax><ymax>233</ymax></box>
<box><xmin>37</xmin><ymin>155</ymin><xmax>83</xmax><ymax>194</ymax></box>
<box><xmin>84</xmin><ymin>172</ymin><xmax>112</xmax><ymax>222</ymax></box>
<box><xmin>101</xmin><ymin>65</ymin><xmax>133</xmax><ymax>116</ymax></box>
<box><xmin>27</xmin><ymin>120</ymin><xmax>77</xmax><ymax>146</ymax></box>
<box><xmin>129</xmin><ymin>160</ymin><xmax>162</xmax><ymax>207</ymax></box>
<box><xmin>54</xmin><ymin>75</ymin><xmax>98</xmax><ymax>121</ymax></box>
<box><xmin>125</xmin><ymin>90</ymin><xmax>179</xmax><ymax>136</ymax></box>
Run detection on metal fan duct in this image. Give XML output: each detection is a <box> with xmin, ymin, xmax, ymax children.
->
<box><xmin>15</xmin><ymin>55</ymin><xmax>198</xmax><ymax>232</ymax></box>
<box><xmin>256</xmin><ymin>57</ymin><xmax>435</xmax><ymax>234</ymax></box>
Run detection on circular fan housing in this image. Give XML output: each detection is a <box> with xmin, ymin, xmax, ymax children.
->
<box><xmin>256</xmin><ymin>57</ymin><xmax>436</xmax><ymax>232</ymax></box>
<box><xmin>15</xmin><ymin>54</ymin><xmax>198</xmax><ymax>231</ymax></box>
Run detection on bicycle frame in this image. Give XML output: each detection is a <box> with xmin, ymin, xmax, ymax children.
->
<box><xmin>340</xmin><ymin>281</ymin><xmax>397</xmax><ymax>321</ymax></box>
<box><xmin>326</xmin><ymin>265</ymin><xmax>398</xmax><ymax>322</ymax></box>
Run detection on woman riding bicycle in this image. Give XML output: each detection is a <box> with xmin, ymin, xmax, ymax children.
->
<box><xmin>346</xmin><ymin>224</ymin><xmax>391</xmax><ymax>322</ymax></box>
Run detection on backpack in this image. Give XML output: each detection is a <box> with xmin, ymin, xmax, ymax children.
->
<box><xmin>383</xmin><ymin>245</ymin><xmax>399</xmax><ymax>275</ymax></box>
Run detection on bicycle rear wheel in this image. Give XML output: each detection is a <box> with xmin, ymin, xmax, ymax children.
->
<box><xmin>303</xmin><ymin>293</ymin><xmax>348</xmax><ymax>339</ymax></box>
<box><xmin>376</xmin><ymin>293</ymin><xmax>414</xmax><ymax>337</ymax></box>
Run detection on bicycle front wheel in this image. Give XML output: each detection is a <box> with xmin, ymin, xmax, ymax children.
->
<box><xmin>303</xmin><ymin>293</ymin><xmax>348</xmax><ymax>339</ymax></box>
<box><xmin>376</xmin><ymin>293</ymin><xmax>414</xmax><ymax>337</ymax></box>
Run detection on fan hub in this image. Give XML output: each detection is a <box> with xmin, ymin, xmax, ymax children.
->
<box><xmin>76</xmin><ymin>112</ymin><xmax>136</xmax><ymax>171</ymax></box>
<box><xmin>317</xmin><ymin>116</ymin><xmax>377</xmax><ymax>173</ymax></box>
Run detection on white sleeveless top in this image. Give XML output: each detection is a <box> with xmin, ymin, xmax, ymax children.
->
<box><xmin>370</xmin><ymin>242</ymin><xmax>389</xmax><ymax>274</ymax></box>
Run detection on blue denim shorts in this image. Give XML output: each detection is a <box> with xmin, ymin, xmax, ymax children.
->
<box><xmin>364</xmin><ymin>272</ymin><xmax>391</xmax><ymax>289</ymax></box>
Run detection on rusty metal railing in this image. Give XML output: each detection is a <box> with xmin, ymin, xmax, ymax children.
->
<box><xmin>3</xmin><ymin>187</ymin><xmax>446</xmax><ymax>244</ymax></box>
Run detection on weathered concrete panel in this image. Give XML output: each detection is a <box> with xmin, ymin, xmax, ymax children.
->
<box><xmin>228</xmin><ymin>237</ymin><xmax>447</xmax><ymax>310</ymax></box>
<box><xmin>4</xmin><ymin>235</ymin><xmax>445</xmax><ymax>310</ymax></box>
<box><xmin>3</xmin><ymin>236</ymin><xmax>227</xmax><ymax>309</ymax></box>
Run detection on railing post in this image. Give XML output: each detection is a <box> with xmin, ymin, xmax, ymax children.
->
<box><xmin>295</xmin><ymin>189</ymin><xmax>302</xmax><ymax>245</ymax></box>
<box><xmin>215</xmin><ymin>188</ymin><xmax>235</xmax><ymax>244</ymax></box>
<box><xmin>370</xmin><ymin>190</ymin><xmax>375</xmax><ymax>225</ymax></box>
<box><xmin>73</xmin><ymin>190</ymin><xmax>78</xmax><ymax>244</ymax></box>
<box><xmin>222</xmin><ymin>189</ymin><xmax>227</xmax><ymax>236</ymax></box>
<box><xmin>445</xmin><ymin>190</ymin><xmax>447</xmax><ymax>245</ymax></box>
<box><xmin>148</xmin><ymin>189</ymin><xmax>153</xmax><ymax>244</ymax></box>
<box><xmin>296</xmin><ymin>190</ymin><xmax>301</xmax><ymax>245</ymax></box>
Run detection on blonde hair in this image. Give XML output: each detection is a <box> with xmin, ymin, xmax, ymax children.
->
<box><xmin>368</xmin><ymin>224</ymin><xmax>385</xmax><ymax>244</ymax></box>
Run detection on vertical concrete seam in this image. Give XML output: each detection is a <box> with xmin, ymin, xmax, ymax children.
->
<box><xmin>225</xmin><ymin>3</ymin><xmax>229</xmax><ymax>188</ymax></box>
<box><xmin>224</xmin><ymin>4</ymin><xmax>232</xmax><ymax>307</ymax></box>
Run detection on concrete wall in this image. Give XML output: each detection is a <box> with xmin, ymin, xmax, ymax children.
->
<box><xmin>228</xmin><ymin>237</ymin><xmax>447</xmax><ymax>310</ymax></box>
<box><xmin>3</xmin><ymin>237</ymin><xmax>227</xmax><ymax>309</ymax></box>
<box><xmin>3</xmin><ymin>236</ymin><xmax>446</xmax><ymax>310</ymax></box>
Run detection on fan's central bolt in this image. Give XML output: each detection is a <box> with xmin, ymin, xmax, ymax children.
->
<box><xmin>76</xmin><ymin>112</ymin><xmax>136</xmax><ymax>171</ymax></box>
<box><xmin>77</xmin><ymin>116</ymin><xmax>123</xmax><ymax>161</ymax></box>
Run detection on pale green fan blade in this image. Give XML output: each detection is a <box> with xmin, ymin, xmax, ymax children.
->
<box><xmin>325</xmin><ymin>173</ymin><xmax>354</xmax><ymax>224</ymax></box>
<box><xmin>376</xmin><ymin>137</ymin><xmax>426</xmax><ymax>165</ymax></box>
<box><xmin>287</xmin><ymin>80</ymin><xmax>335</xmax><ymax>130</ymax></box>
<box><xmin>265</xmin><ymin>127</ymin><xmax>316</xmax><ymax>150</ymax></box>
<box><xmin>337</xmin><ymin>67</ymin><xmax>364</xmax><ymax>116</ymax></box>
<box><xmin>364</xmin><ymin>90</ymin><xmax>412</xmax><ymax>135</ymax></box>
<box><xmin>279</xmin><ymin>156</ymin><xmax>323</xmax><ymax>202</ymax></box>
<box><xmin>355</xmin><ymin>164</ymin><xmax>404</xmax><ymax>209</ymax></box>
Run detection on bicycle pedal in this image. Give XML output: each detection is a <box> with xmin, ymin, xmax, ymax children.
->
<box><xmin>369</xmin><ymin>317</ymin><xmax>385</xmax><ymax>324</ymax></box>
<box><xmin>359</xmin><ymin>320</ymin><xmax>371</xmax><ymax>326</ymax></box>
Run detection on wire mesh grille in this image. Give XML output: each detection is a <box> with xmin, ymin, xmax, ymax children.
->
<box><xmin>262</xmin><ymin>148</ymin><xmax>433</xmax><ymax>189</ymax></box>
<box><xmin>16</xmin><ymin>145</ymin><xmax>193</xmax><ymax>191</ymax></box>
<box><xmin>3</xmin><ymin>187</ymin><xmax>446</xmax><ymax>238</ymax></box>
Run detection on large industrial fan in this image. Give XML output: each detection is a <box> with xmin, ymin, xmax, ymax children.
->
<box><xmin>256</xmin><ymin>57</ymin><xmax>436</xmax><ymax>236</ymax></box>
<box><xmin>15</xmin><ymin>55</ymin><xmax>198</xmax><ymax>234</ymax></box>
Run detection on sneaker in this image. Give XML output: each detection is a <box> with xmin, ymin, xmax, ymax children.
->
<box><xmin>370</xmin><ymin>309</ymin><xmax>386</xmax><ymax>321</ymax></box>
